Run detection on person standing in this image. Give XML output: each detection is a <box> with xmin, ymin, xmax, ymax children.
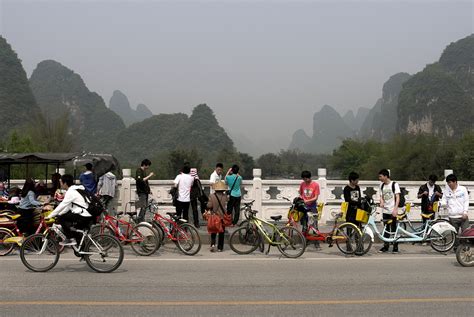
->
<box><xmin>97</xmin><ymin>171</ymin><xmax>117</xmax><ymax>211</ymax></box>
<box><xmin>190</xmin><ymin>168</ymin><xmax>207</xmax><ymax>228</ymax></box>
<box><xmin>378</xmin><ymin>169</ymin><xmax>400</xmax><ymax>253</ymax></box>
<box><xmin>173</xmin><ymin>165</ymin><xmax>194</xmax><ymax>221</ymax></box>
<box><xmin>299</xmin><ymin>170</ymin><xmax>321</xmax><ymax>248</ymax></box>
<box><xmin>441</xmin><ymin>174</ymin><xmax>469</xmax><ymax>248</ymax></box>
<box><xmin>417</xmin><ymin>174</ymin><xmax>443</xmax><ymax>225</ymax></box>
<box><xmin>209</xmin><ymin>163</ymin><xmax>224</xmax><ymax>194</ymax></box>
<box><xmin>225</xmin><ymin>165</ymin><xmax>242</xmax><ymax>225</ymax></box>
<box><xmin>207</xmin><ymin>181</ymin><xmax>228</xmax><ymax>252</ymax></box>
<box><xmin>343</xmin><ymin>172</ymin><xmax>361</xmax><ymax>227</ymax></box>
<box><xmin>79</xmin><ymin>163</ymin><xmax>97</xmax><ymax>195</ymax></box>
<box><xmin>135</xmin><ymin>159</ymin><xmax>154</xmax><ymax>223</ymax></box>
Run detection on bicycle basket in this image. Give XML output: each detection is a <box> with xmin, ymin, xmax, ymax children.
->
<box><xmin>355</xmin><ymin>208</ymin><xmax>369</xmax><ymax>223</ymax></box>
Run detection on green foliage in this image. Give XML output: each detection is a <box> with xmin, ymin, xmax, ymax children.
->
<box><xmin>0</xmin><ymin>36</ymin><xmax>42</xmax><ymax>137</ymax></box>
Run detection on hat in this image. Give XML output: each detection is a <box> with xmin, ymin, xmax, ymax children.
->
<box><xmin>213</xmin><ymin>181</ymin><xmax>227</xmax><ymax>192</ymax></box>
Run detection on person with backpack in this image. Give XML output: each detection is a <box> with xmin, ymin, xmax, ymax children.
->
<box><xmin>46</xmin><ymin>174</ymin><xmax>93</xmax><ymax>246</ymax></box>
<box><xmin>417</xmin><ymin>174</ymin><xmax>443</xmax><ymax>225</ymax></box>
<box><xmin>189</xmin><ymin>168</ymin><xmax>207</xmax><ymax>228</ymax></box>
<box><xmin>378</xmin><ymin>169</ymin><xmax>401</xmax><ymax>253</ymax></box>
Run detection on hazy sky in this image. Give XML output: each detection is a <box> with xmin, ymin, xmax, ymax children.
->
<box><xmin>1</xmin><ymin>0</ymin><xmax>472</xmax><ymax>154</ymax></box>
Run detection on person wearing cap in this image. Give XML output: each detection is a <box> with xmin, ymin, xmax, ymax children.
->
<box><xmin>190</xmin><ymin>168</ymin><xmax>207</xmax><ymax>228</ymax></box>
<box><xmin>79</xmin><ymin>163</ymin><xmax>97</xmax><ymax>195</ymax></box>
<box><xmin>206</xmin><ymin>181</ymin><xmax>228</xmax><ymax>252</ymax></box>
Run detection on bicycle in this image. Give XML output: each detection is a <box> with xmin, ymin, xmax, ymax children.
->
<box><xmin>142</xmin><ymin>199</ymin><xmax>201</xmax><ymax>256</ymax></box>
<box><xmin>0</xmin><ymin>211</ymin><xmax>65</xmax><ymax>256</ymax></box>
<box><xmin>20</xmin><ymin>221</ymin><xmax>124</xmax><ymax>273</ymax></box>
<box><xmin>229</xmin><ymin>200</ymin><xmax>306</xmax><ymax>258</ymax></box>
<box><xmin>90</xmin><ymin>210</ymin><xmax>160</xmax><ymax>256</ymax></box>
<box><xmin>395</xmin><ymin>201</ymin><xmax>450</xmax><ymax>232</ymax></box>
<box><xmin>285</xmin><ymin>197</ymin><xmax>362</xmax><ymax>255</ymax></box>
<box><xmin>357</xmin><ymin>200</ymin><xmax>457</xmax><ymax>255</ymax></box>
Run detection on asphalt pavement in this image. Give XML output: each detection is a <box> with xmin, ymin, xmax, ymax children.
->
<box><xmin>0</xmin><ymin>241</ymin><xmax>472</xmax><ymax>317</ymax></box>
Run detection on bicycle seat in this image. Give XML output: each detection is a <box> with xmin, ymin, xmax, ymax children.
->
<box><xmin>270</xmin><ymin>215</ymin><xmax>282</xmax><ymax>221</ymax></box>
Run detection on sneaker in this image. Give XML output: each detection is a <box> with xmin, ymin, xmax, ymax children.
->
<box><xmin>217</xmin><ymin>249</ymin><xmax>223</xmax><ymax>252</ymax></box>
<box><xmin>60</xmin><ymin>238</ymin><xmax>77</xmax><ymax>246</ymax></box>
<box><xmin>392</xmin><ymin>248</ymin><xmax>399</xmax><ymax>254</ymax></box>
<box><xmin>378</xmin><ymin>247</ymin><xmax>389</xmax><ymax>253</ymax></box>
<box><xmin>210</xmin><ymin>245</ymin><xmax>216</xmax><ymax>252</ymax></box>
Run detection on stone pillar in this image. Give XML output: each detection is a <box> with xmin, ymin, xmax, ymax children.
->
<box><xmin>317</xmin><ymin>168</ymin><xmax>327</xmax><ymax>201</ymax></box>
<box><xmin>444</xmin><ymin>169</ymin><xmax>453</xmax><ymax>178</ymax></box>
<box><xmin>121</xmin><ymin>169</ymin><xmax>132</xmax><ymax>213</ymax></box>
<box><xmin>253</xmin><ymin>169</ymin><xmax>263</xmax><ymax>216</ymax></box>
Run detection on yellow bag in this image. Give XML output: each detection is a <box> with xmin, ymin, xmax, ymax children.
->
<box><xmin>288</xmin><ymin>209</ymin><xmax>304</xmax><ymax>222</ymax></box>
<box><xmin>356</xmin><ymin>208</ymin><xmax>369</xmax><ymax>223</ymax></box>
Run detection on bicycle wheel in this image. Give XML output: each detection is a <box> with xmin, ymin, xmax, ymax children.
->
<box><xmin>355</xmin><ymin>231</ymin><xmax>373</xmax><ymax>256</ymax></box>
<box><xmin>152</xmin><ymin>221</ymin><xmax>166</xmax><ymax>244</ymax></box>
<box><xmin>20</xmin><ymin>233</ymin><xmax>60</xmax><ymax>272</ymax></box>
<box><xmin>456</xmin><ymin>244</ymin><xmax>474</xmax><ymax>267</ymax></box>
<box><xmin>229</xmin><ymin>226</ymin><xmax>261</xmax><ymax>255</ymax></box>
<box><xmin>90</xmin><ymin>224</ymin><xmax>115</xmax><ymax>237</ymax></box>
<box><xmin>130</xmin><ymin>224</ymin><xmax>160</xmax><ymax>256</ymax></box>
<box><xmin>0</xmin><ymin>228</ymin><xmax>15</xmax><ymax>256</ymax></box>
<box><xmin>429</xmin><ymin>229</ymin><xmax>456</xmax><ymax>252</ymax></box>
<box><xmin>276</xmin><ymin>226</ymin><xmax>306</xmax><ymax>258</ymax></box>
<box><xmin>84</xmin><ymin>234</ymin><xmax>124</xmax><ymax>273</ymax></box>
<box><xmin>334</xmin><ymin>223</ymin><xmax>361</xmax><ymax>255</ymax></box>
<box><xmin>174</xmin><ymin>224</ymin><xmax>201</xmax><ymax>256</ymax></box>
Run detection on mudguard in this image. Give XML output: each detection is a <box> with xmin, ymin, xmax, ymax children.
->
<box><xmin>429</xmin><ymin>221</ymin><xmax>456</xmax><ymax>236</ymax></box>
<box><xmin>364</xmin><ymin>226</ymin><xmax>375</xmax><ymax>242</ymax></box>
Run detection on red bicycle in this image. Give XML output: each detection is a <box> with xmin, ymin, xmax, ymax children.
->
<box><xmin>144</xmin><ymin>200</ymin><xmax>201</xmax><ymax>256</ymax></box>
<box><xmin>0</xmin><ymin>210</ymin><xmax>64</xmax><ymax>256</ymax></box>
<box><xmin>90</xmin><ymin>212</ymin><xmax>160</xmax><ymax>256</ymax></box>
<box><xmin>285</xmin><ymin>197</ymin><xmax>361</xmax><ymax>255</ymax></box>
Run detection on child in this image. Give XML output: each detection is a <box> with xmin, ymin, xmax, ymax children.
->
<box><xmin>299</xmin><ymin>170</ymin><xmax>321</xmax><ymax>249</ymax></box>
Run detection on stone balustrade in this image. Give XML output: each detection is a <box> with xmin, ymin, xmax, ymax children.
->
<box><xmin>7</xmin><ymin>168</ymin><xmax>474</xmax><ymax>224</ymax></box>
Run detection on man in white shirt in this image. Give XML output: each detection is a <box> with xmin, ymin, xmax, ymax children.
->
<box><xmin>46</xmin><ymin>174</ymin><xmax>92</xmax><ymax>246</ymax></box>
<box><xmin>378</xmin><ymin>169</ymin><xmax>401</xmax><ymax>253</ymax></box>
<box><xmin>441</xmin><ymin>174</ymin><xmax>470</xmax><ymax>246</ymax></box>
<box><xmin>173</xmin><ymin>165</ymin><xmax>195</xmax><ymax>222</ymax></box>
<box><xmin>209</xmin><ymin>163</ymin><xmax>224</xmax><ymax>194</ymax></box>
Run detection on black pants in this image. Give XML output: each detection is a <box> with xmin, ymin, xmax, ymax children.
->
<box><xmin>382</xmin><ymin>213</ymin><xmax>398</xmax><ymax>250</ymax></box>
<box><xmin>17</xmin><ymin>208</ymin><xmax>35</xmax><ymax>236</ymax></box>
<box><xmin>211</xmin><ymin>232</ymin><xmax>225</xmax><ymax>250</ymax></box>
<box><xmin>175</xmin><ymin>201</ymin><xmax>190</xmax><ymax>222</ymax></box>
<box><xmin>58</xmin><ymin>213</ymin><xmax>92</xmax><ymax>241</ymax></box>
<box><xmin>137</xmin><ymin>193</ymin><xmax>148</xmax><ymax>223</ymax></box>
<box><xmin>227</xmin><ymin>196</ymin><xmax>241</xmax><ymax>225</ymax></box>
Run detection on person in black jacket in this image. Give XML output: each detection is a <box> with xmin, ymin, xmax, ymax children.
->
<box><xmin>417</xmin><ymin>174</ymin><xmax>443</xmax><ymax>225</ymax></box>
<box><xmin>135</xmin><ymin>159</ymin><xmax>154</xmax><ymax>223</ymax></box>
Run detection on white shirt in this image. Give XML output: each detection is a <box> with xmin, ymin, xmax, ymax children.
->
<box><xmin>427</xmin><ymin>183</ymin><xmax>435</xmax><ymax>200</ymax></box>
<box><xmin>379</xmin><ymin>181</ymin><xmax>401</xmax><ymax>214</ymax></box>
<box><xmin>441</xmin><ymin>185</ymin><xmax>469</xmax><ymax>218</ymax></box>
<box><xmin>209</xmin><ymin>170</ymin><xmax>222</xmax><ymax>194</ymax></box>
<box><xmin>173</xmin><ymin>174</ymin><xmax>194</xmax><ymax>202</ymax></box>
<box><xmin>49</xmin><ymin>185</ymin><xmax>91</xmax><ymax>218</ymax></box>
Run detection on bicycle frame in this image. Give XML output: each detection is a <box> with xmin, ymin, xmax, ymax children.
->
<box><xmin>99</xmin><ymin>214</ymin><xmax>143</xmax><ymax>243</ymax></box>
<box><xmin>248</xmin><ymin>214</ymin><xmax>290</xmax><ymax>246</ymax></box>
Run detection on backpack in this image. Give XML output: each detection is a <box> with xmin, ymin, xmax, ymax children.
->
<box><xmin>381</xmin><ymin>182</ymin><xmax>405</xmax><ymax>208</ymax></box>
<box><xmin>74</xmin><ymin>188</ymin><xmax>105</xmax><ymax>222</ymax></box>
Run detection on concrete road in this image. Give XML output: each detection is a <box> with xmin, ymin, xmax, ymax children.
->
<box><xmin>0</xmin><ymin>242</ymin><xmax>472</xmax><ymax>317</ymax></box>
